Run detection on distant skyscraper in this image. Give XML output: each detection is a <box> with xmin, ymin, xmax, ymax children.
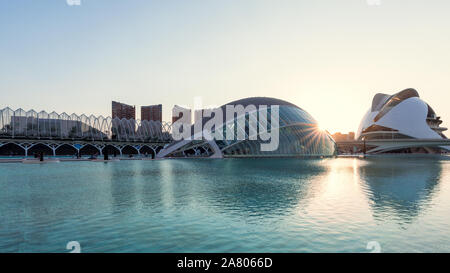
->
<box><xmin>172</xmin><ymin>105</ymin><xmax>191</xmax><ymax>124</ymax></box>
<box><xmin>112</xmin><ymin>101</ymin><xmax>135</xmax><ymax>120</ymax></box>
<box><xmin>141</xmin><ymin>104</ymin><xmax>162</xmax><ymax>122</ymax></box>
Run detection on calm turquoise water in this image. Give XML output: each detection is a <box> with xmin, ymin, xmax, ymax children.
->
<box><xmin>1</xmin><ymin>157</ymin><xmax>450</xmax><ymax>253</ymax></box>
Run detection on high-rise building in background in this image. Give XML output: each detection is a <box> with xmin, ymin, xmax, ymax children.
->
<box><xmin>111</xmin><ymin>101</ymin><xmax>136</xmax><ymax>140</ymax></box>
<box><xmin>159</xmin><ymin>97</ymin><xmax>336</xmax><ymax>158</ymax></box>
<box><xmin>172</xmin><ymin>105</ymin><xmax>191</xmax><ymax>124</ymax></box>
<box><xmin>112</xmin><ymin>101</ymin><xmax>136</xmax><ymax>120</ymax></box>
<box><xmin>141</xmin><ymin>104</ymin><xmax>162</xmax><ymax>122</ymax></box>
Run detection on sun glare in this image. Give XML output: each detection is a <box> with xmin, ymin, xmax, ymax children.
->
<box><xmin>317</xmin><ymin>124</ymin><xmax>326</xmax><ymax>132</ymax></box>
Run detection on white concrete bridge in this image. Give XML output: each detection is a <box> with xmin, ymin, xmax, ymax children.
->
<box><xmin>336</xmin><ymin>139</ymin><xmax>450</xmax><ymax>154</ymax></box>
<box><xmin>0</xmin><ymin>138</ymin><xmax>170</xmax><ymax>157</ymax></box>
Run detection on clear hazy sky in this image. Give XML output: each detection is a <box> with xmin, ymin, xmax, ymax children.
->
<box><xmin>1</xmin><ymin>0</ymin><xmax>450</xmax><ymax>134</ymax></box>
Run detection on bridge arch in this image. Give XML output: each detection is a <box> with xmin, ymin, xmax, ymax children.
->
<box><xmin>155</xmin><ymin>146</ymin><xmax>163</xmax><ymax>154</ymax></box>
<box><xmin>28</xmin><ymin>143</ymin><xmax>53</xmax><ymax>156</ymax></box>
<box><xmin>122</xmin><ymin>145</ymin><xmax>139</xmax><ymax>155</ymax></box>
<box><xmin>140</xmin><ymin>145</ymin><xmax>156</xmax><ymax>158</ymax></box>
<box><xmin>80</xmin><ymin>144</ymin><xmax>101</xmax><ymax>156</ymax></box>
<box><xmin>0</xmin><ymin>143</ymin><xmax>25</xmax><ymax>156</ymax></box>
<box><xmin>103</xmin><ymin>145</ymin><xmax>120</xmax><ymax>156</ymax></box>
<box><xmin>55</xmin><ymin>144</ymin><xmax>78</xmax><ymax>156</ymax></box>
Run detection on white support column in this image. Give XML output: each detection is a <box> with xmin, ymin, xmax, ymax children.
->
<box><xmin>113</xmin><ymin>144</ymin><xmax>125</xmax><ymax>156</ymax></box>
<box><xmin>17</xmin><ymin>142</ymin><xmax>36</xmax><ymax>157</ymax></box>
<box><xmin>144</xmin><ymin>145</ymin><xmax>157</xmax><ymax>158</ymax></box>
<box><xmin>72</xmin><ymin>143</ymin><xmax>85</xmax><ymax>157</ymax></box>
<box><xmin>135</xmin><ymin>145</ymin><xmax>141</xmax><ymax>156</ymax></box>
<box><xmin>46</xmin><ymin>143</ymin><xmax>63</xmax><ymax>157</ymax></box>
<box><xmin>93</xmin><ymin>144</ymin><xmax>104</xmax><ymax>156</ymax></box>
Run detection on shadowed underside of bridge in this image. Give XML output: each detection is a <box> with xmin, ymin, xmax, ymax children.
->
<box><xmin>0</xmin><ymin>138</ymin><xmax>170</xmax><ymax>157</ymax></box>
<box><xmin>336</xmin><ymin>139</ymin><xmax>450</xmax><ymax>154</ymax></box>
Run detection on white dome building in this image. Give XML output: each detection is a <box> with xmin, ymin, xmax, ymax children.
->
<box><xmin>357</xmin><ymin>88</ymin><xmax>449</xmax><ymax>154</ymax></box>
<box><xmin>158</xmin><ymin>97</ymin><xmax>336</xmax><ymax>158</ymax></box>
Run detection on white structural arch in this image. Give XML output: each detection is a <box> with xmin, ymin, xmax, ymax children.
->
<box><xmin>0</xmin><ymin>139</ymin><xmax>166</xmax><ymax>157</ymax></box>
<box><xmin>158</xmin><ymin>97</ymin><xmax>336</xmax><ymax>158</ymax></box>
<box><xmin>0</xmin><ymin>107</ymin><xmax>172</xmax><ymax>142</ymax></box>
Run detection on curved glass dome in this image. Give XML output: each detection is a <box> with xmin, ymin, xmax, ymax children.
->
<box><xmin>159</xmin><ymin>97</ymin><xmax>336</xmax><ymax>158</ymax></box>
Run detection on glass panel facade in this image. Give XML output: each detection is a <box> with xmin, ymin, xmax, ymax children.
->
<box><xmin>158</xmin><ymin>99</ymin><xmax>336</xmax><ymax>158</ymax></box>
<box><xmin>0</xmin><ymin>107</ymin><xmax>172</xmax><ymax>142</ymax></box>
<box><xmin>219</xmin><ymin>105</ymin><xmax>335</xmax><ymax>157</ymax></box>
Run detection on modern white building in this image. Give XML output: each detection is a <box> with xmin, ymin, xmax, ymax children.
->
<box><xmin>357</xmin><ymin>88</ymin><xmax>449</xmax><ymax>154</ymax></box>
<box><xmin>158</xmin><ymin>97</ymin><xmax>336</xmax><ymax>158</ymax></box>
<box><xmin>0</xmin><ymin>107</ymin><xmax>172</xmax><ymax>142</ymax></box>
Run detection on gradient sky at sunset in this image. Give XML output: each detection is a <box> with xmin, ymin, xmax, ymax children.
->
<box><xmin>1</xmin><ymin>0</ymin><xmax>450</xmax><ymax>134</ymax></box>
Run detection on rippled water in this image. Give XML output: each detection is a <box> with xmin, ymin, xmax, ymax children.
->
<box><xmin>1</xmin><ymin>157</ymin><xmax>450</xmax><ymax>253</ymax></box>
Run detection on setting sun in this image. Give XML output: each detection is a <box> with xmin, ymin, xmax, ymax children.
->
<box><xmin>317</xmin><ymin>124</ymin><xmax>326</xmax><ymax>132</ymax></box>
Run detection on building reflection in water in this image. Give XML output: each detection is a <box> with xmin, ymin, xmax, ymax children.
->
<box><xmin>176</xmin><ymin>157</ymin><xmax>446</xmax><ymax>227</ymax></box>
<box><xmin>105</xmin><ymin>157</ymin><xmax>445</xmax><ymax>226</ymax></box>
<box><xmin>357</xmin><ymin>157</ymin><xmax>443</xmax><ymax>223</ymax></box>
<box><xmin>185</xmin><ymin>158</ymin><xmax>327</xmax><ymax>220</ymax></box>
<box><xmin>2</xmin><ymin>157</ymin><xmax>449</xmax><ymax>252</ymax></box>
<box><xmin>109</xmin><ymin>160</ymin><xmax>195</xmax><ymax>212</ymax></box>
<box><xmin>110</xmin><ymin>161</ymin><xmax>139</xmax><ymax>213</ymax></box>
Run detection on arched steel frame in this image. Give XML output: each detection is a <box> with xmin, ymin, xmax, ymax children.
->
<box><xmin>0</xmin><ymin>107</ymin><xmax>172</xmax><ymax>142</ymax></box>
<box><xmin>0</xmin><ymin>139</ymin><xmax>167</xmax><ymax>157</ymax></box>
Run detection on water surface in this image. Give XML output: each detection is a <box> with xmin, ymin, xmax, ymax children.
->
<box><xmin>1</xmin><ymin>157</ymin><xmax>449</xmax><ymax>252</ymax></box>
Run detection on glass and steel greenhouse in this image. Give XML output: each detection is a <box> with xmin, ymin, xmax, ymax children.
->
<box><xmin>158</xmin><ymin>97</ymin><xmax>336</xmax><ymax>158</ymax></box>
<box><xmin>0</xmin><ymin>107</ymin><xmax>172</xmax><ymax>142</ymax></box>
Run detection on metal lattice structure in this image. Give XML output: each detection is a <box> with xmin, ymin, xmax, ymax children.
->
<box><xmin>0</xmin><ymin>138</ymin><xmax>166</xmax><ymax>157</ymax></box>
<box><xmin>0</xmin><ymin>107</ymin><xmax>172</xmax><ymax>142</ymax></box>
<box><xmin>158</xmin><ymin>97</ymin><xmax>336</xmax><ymax>158</ymax></box>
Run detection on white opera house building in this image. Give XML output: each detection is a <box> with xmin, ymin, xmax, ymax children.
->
<box><xmin>356</xmin><ymin>88</ymin><xmax>449</xmax><ymax>154</ymax></box>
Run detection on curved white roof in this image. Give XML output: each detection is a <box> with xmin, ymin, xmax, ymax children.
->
<box><xmin>357</xmin><ymin>89</ymin><xmax>447</xmax><ymax>140</ymax></box>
